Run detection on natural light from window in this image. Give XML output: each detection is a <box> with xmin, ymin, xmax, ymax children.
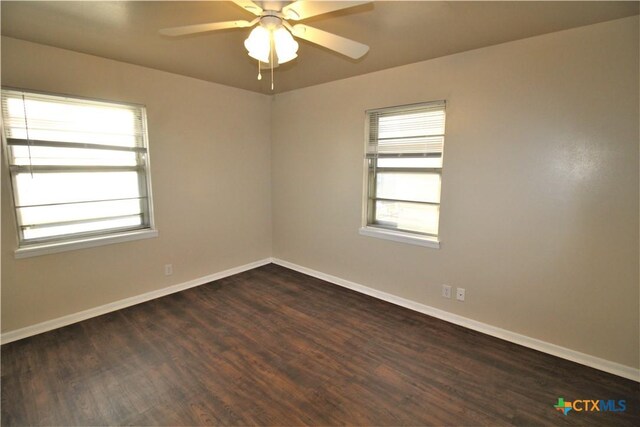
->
<box><xmin>364</xmin><ymin>101</ymin><xmax>446</xmax><ymax>243</ymax></box>
<box><xmin>2</xmin><ymin>89</ymin><xmax>154</xmax><ymax>249</ymax></box>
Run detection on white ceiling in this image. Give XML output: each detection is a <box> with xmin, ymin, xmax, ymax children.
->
<box><xmin>1</xmin><ymin>1</ymin><xmax>638</xmax><ymax>94</ymax></box>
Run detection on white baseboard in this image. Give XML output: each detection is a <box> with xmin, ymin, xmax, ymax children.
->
<box><xmin>0</xmin><ymin>258</ymin><xmax>272</xmax><ymax>345</ymax></box>
<box><xmin>272</xmin><ymin>258</ymin><xmax>640</xmax><ymax>382</ymax></box>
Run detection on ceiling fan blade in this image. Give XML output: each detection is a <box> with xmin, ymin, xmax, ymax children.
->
<box><xmin>159</xmin><ymin>20</ymin><xmax>252</xmax><ymax>37</ymax></box>
<box><xmin>283</xmin><ymin>1</ymin><xmax>371</xmax><ymax>21</ymax></box>
<box><xmin>292</xmin><ymin>24</ymin><xmax>369</xmax><ymax>59</ymax></box>
<box><xmin>231</xmin><ymin>0</ymin><xmax>263</xmax><ymax>16</ymax></box>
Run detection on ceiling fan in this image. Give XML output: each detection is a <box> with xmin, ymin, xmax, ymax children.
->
<box><xmin>159</xmin><ymin>1</ymin><xmax>371</xmax><ymax>89</ymax></box>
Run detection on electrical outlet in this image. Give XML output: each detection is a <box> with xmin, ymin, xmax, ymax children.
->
<box><xmin>442</xmin><ymin>285</ymin><xmax>451</xmax><ymax>299</ymax></box>
<box><xmin>456</xmin><ymin>288</ymin><xmax>465</xmax><ymax>301</ymax></box>
<box><xmin>164</xmin><ymin>264</ymin><xmax>173</xmax><ymax>276</ymax></box>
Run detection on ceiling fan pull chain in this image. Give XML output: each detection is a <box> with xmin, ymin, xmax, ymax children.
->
<box><xmin>270</xmin><ymin>36</ymin><xmax>275</xmax><ymax>91</ymax></box>
<box><xmin>257</xmin><ymin>60</ymin><xmax>262</xmax><ymax>80</ymax></box>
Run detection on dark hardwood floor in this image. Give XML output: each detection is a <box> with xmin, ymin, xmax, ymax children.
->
<box><xmin>1</xmin><ymin>263</ymin><xmax>638</xmax><ymax>426</ymax></box>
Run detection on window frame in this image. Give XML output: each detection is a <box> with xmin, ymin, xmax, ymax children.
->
<box><xmin>360</xmin><ymin>100</ymin><xmax>446</xmax><ymax>249</ymax></box>
<box><xmin>1</xmin><ymin>87</ymin><xmax>158</xmax><ymax>258</ymax></box>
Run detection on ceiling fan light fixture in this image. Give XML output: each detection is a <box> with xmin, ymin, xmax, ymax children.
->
<box><xmin>160</xmin><ymin>1</ymin><xmax>373</xmax><ymax>88</ymax></box>
<box><xmin>273</xmin><ymin>27</ymin><xmax>298</xmax><ymax>64</ymax></box>
<box><xmin>244</xmin><ymin>25</ymin><xmax>270</xmax><ymax>63</ymax></box>
<box><xmin>160</xmin><ymin>0</ymin><xmax>371</xmax><ymax>90</ymax></box>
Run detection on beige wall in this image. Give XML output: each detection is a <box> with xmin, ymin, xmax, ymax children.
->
<box><xmin>1</xmin><ymin>37</ymin><xmax>272</xmax><ymax>332</ymax></box>
<box><xmin>272</xmin><ymin>16</ymin><xmax>639</xmax><ymax>368</ymax></box>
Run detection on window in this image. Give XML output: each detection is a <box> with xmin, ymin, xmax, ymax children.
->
<box><xmin>2</xmin><ymin>88</ymin><xmax>156</xmax><ymax>257</ymax></box>
<box><xmin>361</xmin><ymin>101</ymin><xmax>445</xmax><ymax>248</ymax></box>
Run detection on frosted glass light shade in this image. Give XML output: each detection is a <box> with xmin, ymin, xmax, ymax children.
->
<box><xmin>273</xmin><ymin>27</ymin><xmax>298</xmax><ymax>64</ymax></box>
<box><xmin>244</xmin><ymin>26</ymin><xmax>270</xmax><ymax>63</ymax></box>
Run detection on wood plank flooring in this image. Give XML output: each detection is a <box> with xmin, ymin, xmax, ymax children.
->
<box><xmin>2</xmin><ymin>263</ymin><xmax>638</xmax><ymax>426</ymax></box>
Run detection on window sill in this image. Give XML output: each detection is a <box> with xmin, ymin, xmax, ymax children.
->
<box><xmin>359</xmin><ymin>226</ymin><xmax>440</xmax><ymax>249</ymax></box>
<box><xmin>14</xmin><ymin>229</ymin><xmax>159</xmax><ymax>259</ymax></box>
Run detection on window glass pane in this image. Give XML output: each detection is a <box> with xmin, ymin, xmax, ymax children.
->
<box><xmin>10</xmin><ymin>146</ymin><xmax>138</xmax><ymax>166</ymax></box>
<box><xmin>376</xmin><ymin>172</ymin><xmax>441</xmax><ymax>203</ymax></box>
<box><xmin>15</xmin><ymin>171</ymin><xmax>143</xmax><ymax>206</ymax></box>
<box><xmin>18</xmin><ymin>199</ymin><xmax>143</xmax><ymax>226</ymax></box>
<box><xmin>377</xmin><ymin>157</ymin><xmax>442</xmax><ymax>168</ymax></box>
<box><xmin>374</xmin><ymin>200</ymin><xmax>439</xmax><ymax>235</ymax></box>
<box><xmin>23</xmin><ymin>215</ymin><xmax>143</xmax><ymax>241</ymax></box>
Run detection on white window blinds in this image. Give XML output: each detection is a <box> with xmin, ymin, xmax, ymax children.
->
<box><xmin>367</xmin><ymin>101</ymin><xmax>445</xmax><ymax>157</ymax></box>
<box><xmin>1</xmin><ymin>88</ymin><xmax>154</xmax><ymax>245</ymax></box>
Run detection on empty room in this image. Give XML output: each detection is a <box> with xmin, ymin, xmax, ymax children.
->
<box><xmin>1</xmin><ymin>1</ymin><xmax>638</xmax><ymax>425</ymax></box>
